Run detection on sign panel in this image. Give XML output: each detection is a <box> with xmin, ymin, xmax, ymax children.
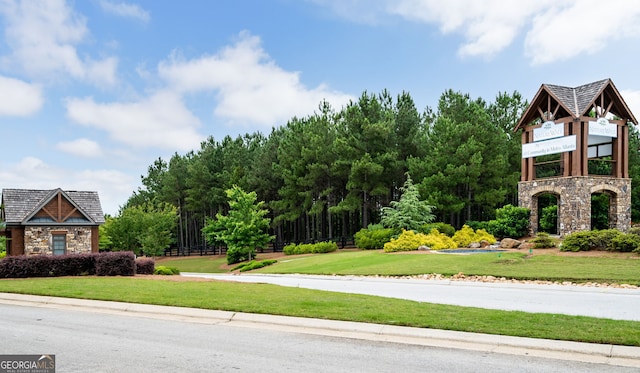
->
<box><xmin>533</xmin><ymin>121</ymin><xmax>564</xmax><ymax>142</ymax></box>
<box><xmin>522</xmin><ymin>135</ymin><xmax>576</xmax><ymax>158</ymax></box>
<box><xmin>588</xmin><ymin>118</ymin><xmax>617</xmax><ymax>138</ymax></box>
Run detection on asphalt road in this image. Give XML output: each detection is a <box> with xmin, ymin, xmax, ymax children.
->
<box><xmin>2</xmin><ymin>302</ymin><xmax>637</xmax><ymax>373</ymax></box>
<box><xmin>182</xmin><ymin>273</ymin><xmax>640</xmax><ymax>321</ymax></box>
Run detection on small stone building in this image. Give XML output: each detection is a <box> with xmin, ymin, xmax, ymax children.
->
<box><xmin>515</xmin><ymin>79</ymin><xmax>636</xmax><ymax>236</ymax></box>
<box><xmin>1</xmin><ymin>188</ymin><xmax>105</xmax><ymax>256</ymax></box>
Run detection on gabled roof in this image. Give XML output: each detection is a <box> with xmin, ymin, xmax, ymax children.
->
<box><xmin>1</xmin><ymin>188</ymin><xmax>105</xmax><ymax>225</ymax></box>
<box><xmin>515</xmin><ymin>79</ymin><xmax>638</xmax><ymax>131</ymax></box>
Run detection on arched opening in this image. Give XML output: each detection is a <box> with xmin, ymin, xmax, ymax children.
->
<box><xmin>537</xmin><ymin>193</ymin><xmax>559</xmax><ymax>234</ymax></box>
<box><xmin>591</xmin><ymin>192</ymin><xmax>611</xmax><ymax>230</ymax></box>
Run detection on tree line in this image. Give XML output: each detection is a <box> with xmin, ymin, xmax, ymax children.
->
<box><xmin>112</xmin><ymin>88</ymin><xmax>640</xmax><ymax>252</ymax></box>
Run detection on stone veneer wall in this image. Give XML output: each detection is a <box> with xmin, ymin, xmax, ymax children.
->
<box><xmin>24</xmin><ymin>226</ymin><xmax>93</xmax><ymax>255</ymax></box>
<box><xmin>518</xmin><ymin>176</ymin><xmax>632</xmax><ymax>237</ymax></box>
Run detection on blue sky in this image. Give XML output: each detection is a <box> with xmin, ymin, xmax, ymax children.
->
<box><xmin>1</xmin><ymin>0</ymin><xmax>640</xmax><ymax>215</ymax></box>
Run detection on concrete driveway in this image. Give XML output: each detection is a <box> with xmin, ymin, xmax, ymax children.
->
<box><xmin>181</xmin><ymin>273</ymin><xmax>640</xmax><ymax>321</ymax></box>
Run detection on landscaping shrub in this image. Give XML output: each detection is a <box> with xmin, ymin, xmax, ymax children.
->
<box><xmin>136</xmin><ymin>258</ymin><xmax>155</xmax><ymax>275</ymax></box>
<box><xmin>49</xmin><ymin>253</ymin><xmax>98</xmax><ymax>276</ymax></box>
<box><xmin>0</xmin><ymin>252</ymin><xmax>105</xmax><ymax>278</ymax></box>
<box><xmin>452</xmin><ymin>225</ymin><xmax>497</xmax><ymax>247</ymax></box>
<box><xmin>464</xmin><ymin>220</ymin><xmax>488</xmax><ymax>231</ymax></box>
<box><xmin>627</xmin><ymin>226</ymin><xmax>640</xmax><ymax>237</ymax></box>
<box><xmin>154</xmin><ymin>265</ymin><xmax>180</xmax><ymax>275</ymax></box>
<box><xmin>590</xmin><ymin>229</ymin><xmax>623</xmax><ymax>251</ymax></box>
<box><xmin>283</xmin><ymin>241</ymin><xmax>338</xmax><ymax>255</ymax></box>
<box><xmin>560</xmin><ymin>229</ymin><xmax>628</xmax><ymax>252</ymax></box>
<box><xmin>422</xmin><ymin>229</ymin><xmax>458</xmax><ymax>250</ymax></box>
<box><xmin>383</xmin><ymin>229</ymin><xmax>457</xmax><ymax>252</ymax></box>
<box><xmin>95</xmin><ymin>251</ymin><xmax>136</xmax><ymax>276</ymax></box>
<box><xmin>531</xmin><ymin>232</ymin><xmax>556</xmax><ymax>249</ymax></box>
<box><xmin>420</xmin><ymin>222</ymin><xmax>456</xmax><ymax>237</ymax></box>
<box><xmin>354</xmin><ymin>225</ymin><xmax>396</xmax><ymax>250</ymax></box>
<box><xmin>539</xmin><ymin>205</ymin><xmax>558</xmax><ymax>233</ymax></box>
<box><xmin>486</xmin><ymin>204</ymin><xmax>530</xmax><ymax>239</ymax></box>
<box><xmin>232</xmin><ymin>259</ymin><xmax>277</xmax><ymax>272</ymax></box>
<box><xmin>610</xmin><ymin>234</ymin><xmax>640</xmax><ymax>253</ymax></box>
<box><xmin>560</xmin><ymin>231</ymin><xmax>593</xmax><ymax>252</ymax></box>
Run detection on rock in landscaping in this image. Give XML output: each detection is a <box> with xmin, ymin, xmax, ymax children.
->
<box><xmin>500</xmin><ymin>238</ymin><xmax>522</xmax><ymax>249</ymax></box>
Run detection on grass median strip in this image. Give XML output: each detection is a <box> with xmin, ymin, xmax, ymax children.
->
<box><xmin>0</xmin><ymin>276</ymin><xmax>638</xmax><ymax>346</ymax></box>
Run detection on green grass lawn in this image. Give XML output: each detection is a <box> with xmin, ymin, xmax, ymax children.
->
<box><xmin>1</xmin><ymin>276</ymin><xmax>639</xmax><ymax>346</ymax></box>
<box><xmin>156</xmin><ymin>256</ymin><xmax>229</xmax><ymax>273</ymax></box>
<box><xmin>2</xmin><ymin>250</ymin><xmax>639</xmax><ymax>346</ymax></box>
<box><xmin>160</xmin><ymin>250</ymin><xmax>640</xmax><ymax>285</ymax></box>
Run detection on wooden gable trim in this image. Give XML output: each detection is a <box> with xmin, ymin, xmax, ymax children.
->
<box><xmin>22</xmin><ymin>189</ymin><xmax>96</xmax><ymax>225</ymax></box>
<box><xmin>514</xmin><ymin>85</ymin><xmax>574</xmax><ymax>131</ymax></box>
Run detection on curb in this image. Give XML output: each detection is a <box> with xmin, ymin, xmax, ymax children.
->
<box><xmin>1</xmin><ymin>292</ymin><xmax>639</xmax><ymax>368</ymax></box>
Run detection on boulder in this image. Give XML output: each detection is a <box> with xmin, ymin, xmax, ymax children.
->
<box><xmin>499</xmin><ymin>238</ymin><xmax>522</xmax><ymax>249</ymax></box>
<box><xmin>479</xmin><ymin>240</ymin><xmax>491</xmax><ymax>248</ymax></box>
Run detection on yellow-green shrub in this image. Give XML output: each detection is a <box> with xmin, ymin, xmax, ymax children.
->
<box><xmin>452</xmin><ymin>225</ymin><xmax>476</xmax><ymax>247</ymax></box>
<box><xmin>383</xmin><ymin>229</ymin><xmax>457</xmax><ymax>252</ymax></box>
<box><xmin>474</xmin><ymin>229</ymin><xmax>497</xmax><ymax>244</ymax></box>
<box><xmin>422</xmin><ymin>229</ymin><xmax>457</xmax><ymax>250</ymax></box>
<box><xmin>452</xmin><ymin>225</ymin><xmax>497</xmax><ymax>247</ymax></box>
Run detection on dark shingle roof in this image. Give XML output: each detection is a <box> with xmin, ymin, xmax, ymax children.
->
<box><xmin>515</xmin><ymin>79</ymin><xmax>637</xmax><ymax>130</ymax></box>
<box><xmin>544</xmin><ymin>79</ymin><xmax>609</xmax><ymax>118</ymax></box>
<box><xmin>1</xmin><ymin>188</ymin><xmax>105</xmax><ymax>225</ymax></box>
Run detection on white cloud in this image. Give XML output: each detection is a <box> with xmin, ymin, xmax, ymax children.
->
<box><xmin>0</xmin><ymin>75</ymin><xmax>42</xmax><ymax>116</ymax></box>
<box><xmin>390</xmin><ymin>0</ymin><xmax>557</xmax><ymax>59</ymax></box>
<box><xmin>65</xmin><ymin>90</ymin><xmax>203</xmax><ymax>151</ymax></box>
<box><xmin>525</xmin><ymin>0</ymin><xmax>640</xmax><ymax>65</ymax></box>
<box><xmin>157</xmin><ymin>31</ymin><xmax>354</xmax><ymax>130</ymax></box>
<box><xmin>98</xmin><ymin>0</ymin><xmax>150</xmax><ymax>23</ymax></box>
<box><xmin>56</xmin><ymin>138</ymin><xmax>103</xmax><ymax>158</ymax></box>
<box><xmin>620</xmin><ymin>90</ymin><xmax>640</xmax><ymax>123</ymax></box>
<box><xmin>0</xmin><ymin>0</ymin><xmax>118</xmax><ymax>86</ymax></box>
<box><xmin>319</xmin><ymin>0</ymin><xmax>640</xmax><ymax>64</ymax></box>
<box><xmin>0</xmin><ymin>156</ymin><xmax>135</xmax><ymax>215</ymax></box>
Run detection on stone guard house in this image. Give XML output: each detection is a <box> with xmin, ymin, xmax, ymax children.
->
<box><xmin>515</xmin><ymin>79</ymin><xmax>637</xmax><ymax>236</ymax></box>
<box><xmin>1</xmin><ymin>188</ymin><xmax>105</xmax><ymax>256</ymax></box>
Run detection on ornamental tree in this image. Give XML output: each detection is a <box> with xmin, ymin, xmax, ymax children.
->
<box><xmin>203</xmin><ymin>185</ymin><xmax>274</xmax><ymax>265</ymax></box>
<box><xmin>380</xmin><ymin>174</ymin><xmax>435</xmax><ymax>231</ymax></box>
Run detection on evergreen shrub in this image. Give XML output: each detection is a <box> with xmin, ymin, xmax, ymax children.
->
<box><xmin>610</xmin><ymin>234</ymin><xmax>640</xmax><ymax>252</ymax></box>
<box><xmin>154</xmin><ymin>265</ymin><xmax>180</xmax><ymax>275</ymax></box>
<box><xmin>531</xmin><ymin>232</ymin><xmax>556</xmax><ymax>248</ymax></box>
<box><xmin>421</xmin><ymin>222</ymin><xmax>456</xmax><ymax>237</ymax></box>
<box><xmin>487</xmin><ymin>204</ymin><xmax>530</xmax><ymax>238</ymax></box>
<box><xmin>354</xmin><ymin>225</ymin><xmax>396</xmax><ymax>250</ymax></box>
<box><xmin>283</xmin><ymin>241</ymin><xmax>338</xmax><ymax>255</ymax></box>
<box><xmin>232</xmin><ymin>259</ymin><xmax>277</xmax><ymax>272</ymax></box>
<box><xmin>560</xmin><ymin>231</ymin><xmax>592</xmax><ymax>252</ymax></box>
<box><xmin>539</xmin><ymin>205</ymin><xmax>558</xmax><ymax>233</ymax></box>
<box><xmin>590</xmin><ymin>229</ymin><xmax>623</xmax><ymax>250</ymax></box>
<box><xmin>560</xmin><ymin>229</ymin><xmax>639</xmax><ymax>252</ymax></box>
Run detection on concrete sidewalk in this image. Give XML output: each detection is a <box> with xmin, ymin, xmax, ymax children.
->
<box><xmin>0</xmin><ymin>292</ymin><xmax>639</xmax><ymax>368</ymax></box>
